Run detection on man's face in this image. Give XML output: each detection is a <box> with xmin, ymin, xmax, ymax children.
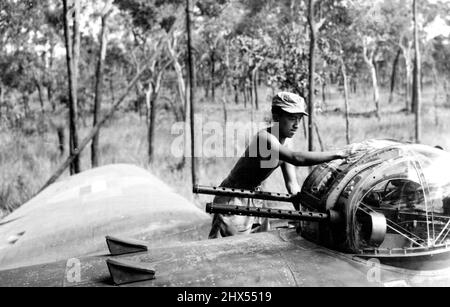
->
<box><xmin>278</xmin><ymin>112</ymin><xmax>304</xmax><ymax>138</ymax></box>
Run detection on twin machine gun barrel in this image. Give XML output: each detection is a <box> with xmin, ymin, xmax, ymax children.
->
<box><xmin>193</xmin><ymin>185</ymin><xmax>337</xmax><ymax>223</ymax></box>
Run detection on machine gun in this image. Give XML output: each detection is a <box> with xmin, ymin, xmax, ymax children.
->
<box><xmin>193</xmin><ymin>185</ymin><xmax>342</xmax><ymax>224</ymax></box>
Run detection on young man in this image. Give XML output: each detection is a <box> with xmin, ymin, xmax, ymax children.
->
<box><xmin>208</xmin><ymin>92</ymin><xmax>351</xmax><ymax>238</ymax></box>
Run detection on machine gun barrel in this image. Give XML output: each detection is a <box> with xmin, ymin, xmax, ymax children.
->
<box><xmin>206</xmin><ymin>203</ymin><xmax>329</xmax><ymax>222</ymax></box>
<box><xmin>195</xmin><ymin>185</ymin><xmax>336</xmax><ymax>223</ymax></box>
<box><xmin>193</xmin><ymin>185</ymin><xmax>295</xmax><ymax>202</ymax></box>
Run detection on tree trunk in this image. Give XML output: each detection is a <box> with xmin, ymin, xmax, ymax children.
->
<box><xmin>47</xmin><ymin>85</ymin><xmax>56</xmax><ymax>112</ymax></box>
<box><xmin>91</xmin><ymin>8</ymin><xmax>111</xmax><ymax>168</ymax></box>
<box><xmin>340</xmin><ymin>58</ymin><xmax>351</xmax><ymax>145</ymax></box>
<box><xmin>405</xmin><ymin>61</ymin><xmax>412</xmax><ymax>112</ymax></box>
<box><xmin>73</xmin><ymin>0</ymin><xmax>81</xmax><ymax>169</ymax></box>
<box><xmin>248</xmin><ymin>80</ymin><xmax>253</xmax><ymax>109</ymax></box>
<box><xmin>222</xmin><ymin>100</ymin><xmax>227</xmax><ymax>124</ymax></box>
<box><xmin>400</xmin><ymin>42</ymin><xmax>413</xmax><ymax>113</ymax></box>
<box><xmin>146</xmin><ymin>89</ymin><xmax>156</xmax><ymax>164</ymax></box>
<box><xmin>211</xmin><ymin>51</ymin><xmax>215</xmax><ymax>103</ymax></box>
<box><xmin>148</xmin><ymin>70</ymin><xmax>164</xmax><ymax>164</ymax></box>
<box><xmin>322</xmin><ymin>81</ymin><xmax>326</xmax><ymax>107</ymax></box>
<box><xmin>234</xmin><ymin>84</ymin><xmax>239</xmax><ymax>105</ymax></box>
<box><xmin>362</xmin><ymin>41</ymin><xmax>380</xmax><ymax>119</ymax></box>
<box><xmin>167</xmin><ymin>38</ymin><xmax>189</xmax><ymax>168</ymax></box>
<box><xmin>167</xmin><ymin>39</ymin><xmax>186</xmax><ymax>121</ymax></box>
<box><xmin>57</xmin><ymin>126</ymin><xmax>65</xmax><ymax>156</ymax></box>
<box><xmin>412</xmin><ymin>0</ymin><xmax>421</xmax><ymax>143</ymax></box>
<box><xmin>166</xmin><ymin>33</ymin><xmax>190</xmax><ymax>169</ymax></box>
<box><xmin>445</xmin><ymin>79</ymin><xmax>450</xmax><ymax>106</ymax></box>
<box><xmin>182</xmin><ymin>74</ymin><xmax>189</xmax><ymax>169</ymax></box>
<box><xmin>221</xmin><ymin>84</ymin><xmax>228</xmax><ymax>128</ymax></box>
<box><xmin>63</xmin><ymin>0</ymin><xmax>81</xmax><ymax>174</ymax></box>
<box><xmin>432</xmin><ymin>65</ymin><xmax>439</xmax><ymax>126</ymax></box>
<box><xmin>224</xmin><ymin>44</ymin><xmax>231</xmax><ymax>96</ymax></box>
<box><xmin>22</xmin><ymin>94</ymin><xmax>29</xmax><ymax>118</ymax></box>
<box><xmin>370</xmin><ymin>63</ymin><xmax>380</xmax><ymax>118</ymax></box>
<box><xmin>145</xmin><ymin>87</ymin><xmax>151</xmax><ymax>127</ymax></box>
<box><xmin>204</xmin><ymin>79</ymin><xmax>209</xmax><ymax>98</ymax></box>
<box><xmin>314</xmin><ymin>122</ymin><xmax>324</xmax><ymax>151</ymax></box>
<box><xmin>47</xmin><ymin>38</ymin><xmax>56</xmax><ymax>112</ymax></box>
<box><xmin>389</xmin><ymin>48</ymin><xmax>401</xmax><ymax>104</ymax></box>
<box><xmin>134</xmin><ymin>84</ymin><xmax>141</xmax><ymax>115</ymax></box>
<box><xmin>302</xmin><ymin>117</ymin><xmax>307</xmax><ymax>140</ymax></box>
<box><xmin>110</xmin><ymin>77</ymin><xmax>115</xmax><ymax>103</ymax></box>
<box><xmin>308</xmin><ymin>0</ymin><xmax>316</xmax><ymax>152</ymax></box>
<box><xmin>252</xmin><ymin>67</ymin><xmax>260</xmax><ymax>110</ymax></box>
<box><xmin>167</xmin><ymin>97</ymin><xmax>183</xmax><ymax>122</ymax></box>
<box><xmin>5</xmin><ymin>103</ymin><xmax>10</xmax><ymax>120</ymax></box>
<box><xmin>374</xmin><ymin>60</ymin><xmax>380</xmax><ymax>87</ymax></box>
<box><xmin>147</xmin><ymin>90</ymin><xmax>157</xmax><ymax>164</ymax></box>
<box><xmin>243</xmin><ymin>84</ymin><xmax>247</xmax><ymax>108</ymax></box>
<box><xmin>186</xmin><ymin>0</ymin><xmax>197</xmax><ymax>187</ymax></box>
<box><xmin>36</xmin><ymin>80</ymin><xmax>45</xmax><ymax>114</ymax></box>
<box><xmin>0</xmin><ymin>85</ymin><xmax>3</xmax><ymax>120</ymax></box>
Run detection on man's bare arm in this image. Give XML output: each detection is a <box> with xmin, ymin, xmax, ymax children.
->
<box><xmin>259</xmin><ymin>132</ymin><xmax>348</xmax><ymax>167</ymax></box>
<box><xmin>284</xmin><ymin>150</ymin><xmax>346</xmax><ymax>166</ymax></box>
<box><xmin>281</xmin><ymin>162</ymin><xmax>300</xmax><ymax>194</ymax></box>
<box><xmin>281</xmin><ymin>162</ymin><xmax>301</xmax><ymax>210</ymax></box>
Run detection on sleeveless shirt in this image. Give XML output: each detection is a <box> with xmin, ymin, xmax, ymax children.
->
<box><xmin>219</xmin><ymin>128</ymin><xmax>285</xmax><ymax>190</ymax></box>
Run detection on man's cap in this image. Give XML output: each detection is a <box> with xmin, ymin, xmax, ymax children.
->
<box><xmin>272</xmin><ymin>92</ymin><xmax>308</xmax><ymax>115</ymax></box>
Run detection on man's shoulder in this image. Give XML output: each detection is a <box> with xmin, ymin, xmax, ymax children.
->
<box><xmin>255</xmin><ymin>128</ymin><xmax>280</xmax><ymax>144</ymax></box>
<box><xmin>255</xmin><ymin>129</ymin><xmax>294</xmax><ymax>149</ymax></box>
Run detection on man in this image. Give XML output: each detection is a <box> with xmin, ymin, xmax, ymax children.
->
<box><xmin>209</xmin><ymin>92</ymin><xmax>351</xmax><ymax>238</ymax></box>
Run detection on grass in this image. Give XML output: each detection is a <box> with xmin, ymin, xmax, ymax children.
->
<box><xmin>0</xmin><ymin>85</ymin><xmax>449</xmax><ymax>218</ymax></box>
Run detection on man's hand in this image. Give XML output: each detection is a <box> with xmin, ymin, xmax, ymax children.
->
<box><xmin>335</xmin><ymin>149</ymin><xmax>349</xmax><ymax>160</ymax></box>
<box><xmin>336</xmin><ymin>147</ymin><xmax>366</xmax><ymax>164</ymax></box>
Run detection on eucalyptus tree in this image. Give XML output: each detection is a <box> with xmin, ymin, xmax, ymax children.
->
<box><xmin>62</xmin><ymin>0</ymin><xmax>82</xmax><ymax>174</ymax></box>
<box><xmin>91</xmin><ymin>1</ymin><xmax>113</xmax><ymax>167</ymax></box>
<box><xmin>114</xmin><ymin>0</ymin><xmax>183</xmax><ymax>164</ymax></box>
<box><xmin>0</xmin><ymin>0</ymin><xmax>55</xmax><ymax>118</ymax></box>
<box><xmin>231</xmin><ymin>35</ymin><xmax>266</xmax><ymax>110</ymax></box>
<box><xmin>241</xmin><ymin>0</ymin><xmax>310</xmax><ymax>97</ymax></box>
<box><xmin>307</xmin><ymin>0</ymin><xmax>319</xmax><ymax>151</ymax></box>
<box><xmin>195</xmin><ymin>0</ymin><xmax>230</xmax><ymax>102</ymax></box>
<box><xmin>374</xmin><ymin>0</ymin><xmax>438</xmax><ymax>114</ymax></box>
<box><xmin>350</xmin><ymin>1</ymin><xmax>392</xmax><ymax>118</ymax></box>
<box><xmin>194</xmin><ymin>0</ymin><xmax>273</xmax><ymax>110</ymax></box>
<box><xmin>317</xmin><ymin>0</ymin><xmax>361</xmax><ymax>144</ymax></box>
<box><xmin>412</xmin><ymin>0</ymin><xmax>421</xmax><ymax>142</ymax></box>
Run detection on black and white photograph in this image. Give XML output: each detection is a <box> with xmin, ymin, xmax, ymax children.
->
<box><xmin>1</xmin><ymin>0</ymin><xmax>450</xmax><ymax>291</ymax></box>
